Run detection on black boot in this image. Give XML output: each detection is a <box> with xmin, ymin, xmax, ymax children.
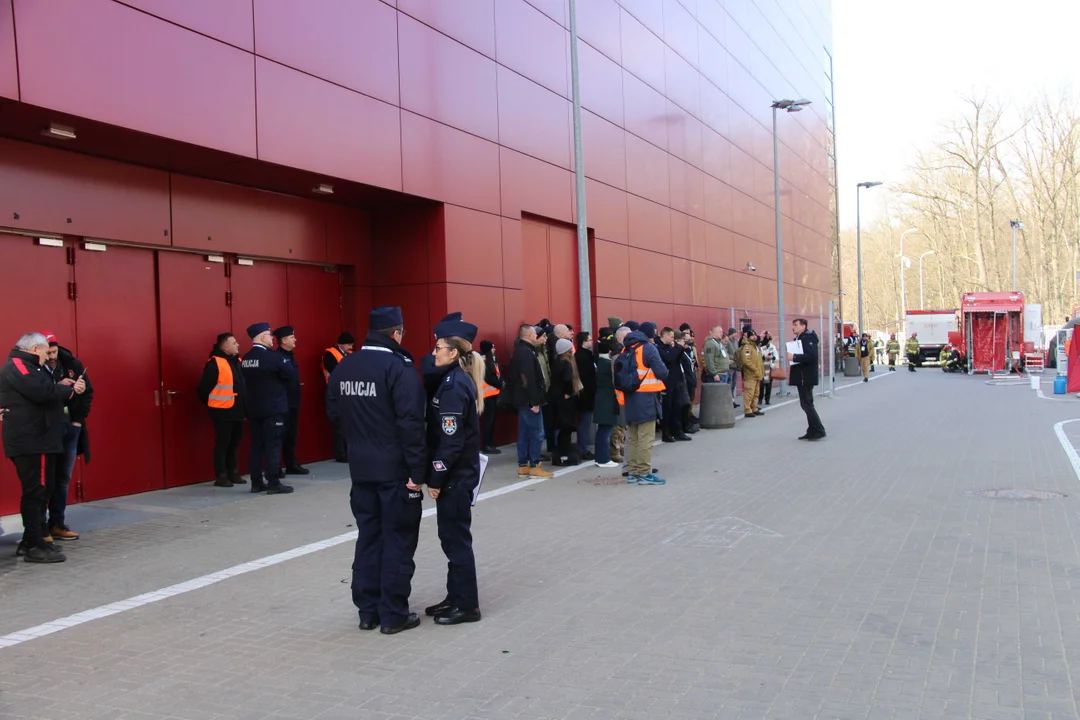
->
<box><xmin>213</xmin><ymin>474</ymin><xmax>233</xmax><ymax>488</ymax></box>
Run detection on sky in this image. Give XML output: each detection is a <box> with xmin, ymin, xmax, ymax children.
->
<box><xmin>832</xmin><ymin>0</ymin><xmax>1080</xmax><ymax>230</ymax></box>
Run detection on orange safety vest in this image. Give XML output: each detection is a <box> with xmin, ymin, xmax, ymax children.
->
<box><xmin>615</xmin><ymin>344</ymin><xmax>664</xmax><ymax>406</ymax></box>
<box><xmin>323</xmin><ymin>346</ymin><xmax>345</xmax><ymax>382</ymax></box>
<box><xmin>207</xmin><ymin>356</ymin><xmax>236</xmax><ymax>409</ymax></box>
<box><xmin>481</xmin><ymin>363</ymin><xmax>501</xmax><ymax>398</ymax></box>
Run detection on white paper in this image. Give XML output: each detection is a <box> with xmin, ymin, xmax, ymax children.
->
<box><xmin>474</xmin><ymin>453</ymin><xmax>489</xmax><ymax>506</ymax></box>
<box><xmin>786</xmin><ymin>340</ymin><xmax>803</xmax><ymax>356</ymax></box>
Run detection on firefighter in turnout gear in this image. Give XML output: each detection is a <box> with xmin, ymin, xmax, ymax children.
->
<box><xmin>858</xmin><ymin>333</ymin><xmax>873</xmax><ymax>381</ymax></box>
<box><xmin>905</xmin><ymin>333</ymin><xmax>921</xmax><ymax>372</ymax></box>
<box><xmin>886</xmin><ymin>334</ymin><xmax>900</xmax><ymax>371</ymax></box>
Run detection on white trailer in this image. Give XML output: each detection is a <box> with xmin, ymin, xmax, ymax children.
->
<box><xmin>904</xmin><ymin>309</ymin><xmax>957</xmax><ymax>364</ymax></box>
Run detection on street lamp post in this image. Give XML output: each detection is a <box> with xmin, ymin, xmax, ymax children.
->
<box><xmin>897</xmin><ymin>228</ymin><xmax>920</xmax><ymax>335</ymax></box>
<box><xmin>919</xmin><ymin>250</ymin><xmax>936</xmax><ymax>309</ymax></box>
<box><xmin>856</xmin><ymin>181</ymin><xmax>882</xmax><ymax>333</ymax></box>
<box><xmin>771</xmin><ymin>97</ymin><xmax>811</xmax><ymax>396</ymax></box>
<box><xmin>1009</xmin><ymin>219</ymin><xmax>1023</xmax><ymax>291</ymax></box>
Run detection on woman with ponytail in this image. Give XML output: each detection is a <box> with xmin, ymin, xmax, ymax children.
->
<box><xmin>421</xmin><ymin>313</ymin><xmax>483</xmax><ymax>626</ymax></box>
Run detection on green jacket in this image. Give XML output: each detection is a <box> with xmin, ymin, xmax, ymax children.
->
<box><xmin>703</xmin><ymin>337</ymin><xmax>730</xmax><ymax>376</ymax></box>
<box><xmin>905</xmin><ymin>338</ymin><xmax>920</xmax><ymax>355</ymax></box>
<box><xmin>534</xmin><ymin>342</ymin><xmax>550</xmax><ymax>391</ymax></box>
<box><xmin>886</xmin><ymin>339</ymin><xmax>900</xmax><ymax>356</ymax></box>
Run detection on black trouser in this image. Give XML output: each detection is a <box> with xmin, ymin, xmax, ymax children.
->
<box><xmin>481</xmin><ymin>396</ymin><xmax>498</xmax><ymax>448</ymax></box>
<box><xmin>212</xmin><ymin>417</ymin><xmax>244</xmax><ymax>478</ymax></box>
<box><xmin>12</xmin><ymin>454</ymin><xmax>56</xmax><ymax>549</ymax></box>
<box><xmin>249</xmin><ymin>414</ymin><xmax>285</xmax><ymax>486</ymax></box>
<box><xmin>797</xmin><ymin>384</ymin><xmax>825</xmax><ymax>437</ymax></box>
<box><xmin>332</xmin><ymin>420</ymin><xmax>348</xmax><ymax>461</ymax></box>
<box><xmin>662</xmin><ymin>392</ymin><xmax>682</xmax><ymax>438</ymax></box>
<box><xmin>758</xmin><ymin>378</ymin><xmax>773</xmax><ymax>405</ymax></box>
<box><xmin>282</xmin><ymin>407</ymin><xmax>300</xmax><ymax>469</ymax></box>
<box><xmin>543</xmin><ymin>404</ymin><xmax>556</xmax><ymax>453</ymax></box>
<box><xmin>681</xmin><ymin>403</ymin><xmax>694</xmax><ymax>433</ymax></box>
<box><xmin>436</xmin><ymin>483</ymin><xmax>479</xmax><ymax>611</ymax></box>
<box><xmin>350</xmin><ymin>479</ymin><xmax>423</xmax><ymax>627</ymax></box>
<box><xmin>556</xmin><ymin>423</ymin><xmax>575</xmax><ymax>460</ymax></box>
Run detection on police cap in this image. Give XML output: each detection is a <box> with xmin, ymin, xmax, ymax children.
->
<box><xmin>273</xmin><ymin>325</ymin><xmax>294</xmax><ymax>339</ymax></box>
<box><xmin>435</xmin><ymin>314</ymin><xmax>478</xmax><ymax>343</ymax></box>
<box><xmin>247</xmin><ymin>322</ymin><xmax>271</xmax><ymax>339</ymax></box>
<box><xmin>369</xmin><ymin>306</ymin><xmax>403</xmax><ymax>331</ymax></box>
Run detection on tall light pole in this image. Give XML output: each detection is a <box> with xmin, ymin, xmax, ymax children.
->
<box><xmin>897</xmin><ymin>228</ymin><xmax>920</xmax><ymax>335</ymax></box>
<box><xmin>568</xmin><ymin>0</ymin><xmax>592</xmax><ymax>331</ymax></box>
<box><xmin>771</xmin><ymin>97</ymin><xmax>811</xmax><ymax>396</ymax></box>
<box><xmin>856</xmin><ymin>181</ymin><xmax>882</xmax><ymax>332</ymax></box>
<box><xmin>919</xmin><ymin>250</ymin><xmax>936</xmax><ymax>309</ymax></box>
<box><xmin>1009</xmin><ymin>219</ymin><xmax>1023</xmax><ymax>291</ymax></box>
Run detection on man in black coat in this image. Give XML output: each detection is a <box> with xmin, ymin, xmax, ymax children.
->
<box><xmin>657</xmin><ymin>327</ymin><xmax>691</xmax><ymax>442</ymax></box>
<box><xmin>241</xmin><ymin>322</ymin><xmax>294</xmax><ymax>495</ymax></box>
<box><xmin>574</xmin><ymin>331</ymin><xmax>597</xmax><ymax>460</ymax></box>
<box><xmin>510</xmin><ymin>324</ymin><xmax>550</xmax><ymax>477</ymax></box>
<box><xmin>274</xmin><ymin>326</ymin><xmax>308</xmax><ymax>476</ymax></box>
<box><xmin>0</xmin><ymin>332</ymin><xmax>85</xmax><ymax>563</ymax></box>
<box><xmin>787</xmin><ymin>318</ymin><xmax>826</xmax><ymax>440</ymax></box>
<box><xmin>197</xmin><ymin>332</ymin><xmax>248</xmax><ymax>487</ymax></box>
<box><xmin>43</xmin><ymin>333</ymin><xmax>94</xmax><ymax>540</ymax></box>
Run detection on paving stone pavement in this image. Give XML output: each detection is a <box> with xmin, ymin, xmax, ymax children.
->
<box><xmin>2</xmin><ymin>369</ymin><xmax>1080</xmax><ymax>719</ymax></box>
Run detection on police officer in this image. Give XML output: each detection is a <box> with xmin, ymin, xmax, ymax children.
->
<box><xmin>240</xmin><ymin>323</ymin><xmax>294</xmax><ymax>495</ymax></box>
<box><xmin>422</xmin><ymin>314</ymin><xmax>483</xmax><ymax>625</ymax></box>
<box><xmin>326</xmin><ymin>307</ymin><xmax>427</xmax><ymax>635</ymax></box>
<box><xmin>322</xmin><ymin>332</ymin><xmax>355</xmax><ymax>463</ymax></box>
<box><xmin>273</xmin><ymin>326</ymin><xmax>308</xmax><ymax>476</ymax></box>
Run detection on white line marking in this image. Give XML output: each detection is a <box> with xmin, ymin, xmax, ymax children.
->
<box><xmin>1054</xmin><ymin>419</ymin><xmax>1080</xmax><ymax>483</ymax></box>
<box><xmin>0</xmin><ymin>371</ymin><xmax>891</xmax><ymax>650</ymax></box>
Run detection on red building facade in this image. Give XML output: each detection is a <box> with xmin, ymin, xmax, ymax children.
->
<box><xmin>0</xmin><ymin>0</ymin><xmax>834</xmax><ymax>512</ymax></box>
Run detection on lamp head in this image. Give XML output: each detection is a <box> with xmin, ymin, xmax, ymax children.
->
<box><xmin>857</xmin><ymin>181</ymin><xmax>883</xmax><ymax>189</ymax></box>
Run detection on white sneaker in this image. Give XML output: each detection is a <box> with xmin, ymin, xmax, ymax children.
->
<box><xmin>595</xmin><ymin>460</ymin><xmax>620</xmax><ymax>468</ymax></box>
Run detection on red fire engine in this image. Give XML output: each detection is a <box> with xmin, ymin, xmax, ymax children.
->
<box><xmin>960</xmin><ymin>292</ymin><xmax>1025</xmax><ymax>374</ymax></box>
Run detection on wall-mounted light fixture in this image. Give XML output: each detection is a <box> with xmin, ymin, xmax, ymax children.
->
<box><xmin>42</xmin><ymin>123</ymin><xmax>77</xmax><ymax>141</ymax></box>
<box><xmin>746</xmin><ymin>261</ymin><xmax>757</xmax><ymax>272</ymax></box>
<box><xmin>312</xmin><ymin>183</ymin><xmax>334</xmax><ymax>195</ymax></box>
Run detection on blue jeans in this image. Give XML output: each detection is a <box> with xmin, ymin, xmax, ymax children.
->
<box><xmin>48</xmin><ymin>423</ymin><xmax>81</xmax><ymax>528</ymax></box>
<box><xmin>594</xmin><ymin>425</ymin><xmax>613</xmax><ymax>464</ymax></box>
<box><xmin>516</xmin><ymin>407</ymin><xmax>544</xmax><ymax>466</ymax></box>
<box><xmin>577</xmin><ymin>411</ymin><xmax>594</xmax><ymax>454</ymax></box>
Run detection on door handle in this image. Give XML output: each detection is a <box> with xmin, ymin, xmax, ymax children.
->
<box><xmin>154</xmin><ymin>390</ymin><xmax>160</xmax><ymax>406</ymax></box>
<box><xmin>166</xmin><ymin>390</ymin><xmax>178</xmax><ymax>405</ymax></box>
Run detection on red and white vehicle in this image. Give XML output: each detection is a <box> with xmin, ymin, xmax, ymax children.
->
<box><xmin>959</xmin><ymin>292</ymin><xmax>1025</xmax><ymax>374</ymax></box>
<box><xmin>904</xmin><ymin>309</ymin><xmax>958</xmax><ymax>364</ymax></box>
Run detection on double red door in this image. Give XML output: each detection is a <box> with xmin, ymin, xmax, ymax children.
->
<box><xmin>0</xmin><ymin>234</ymin><xmax>342</xmax><ymax>515</ymax></box>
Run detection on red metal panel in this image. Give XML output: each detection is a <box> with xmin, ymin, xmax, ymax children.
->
<box><xmin>593</xmin><ymin>238</ymin><xmax>630</xmax><ymax>300</ymax></box>
<box><xmin>689</xmin><ymin>216</ymin><xmax>707</xmax><ymax>264</ymax></box>
<box><xmin>501</xmin><ymin>217</ymin><xmax>523</xmax><ymax>290</ymax></box>
<box><xmin>668</xmin><ymin>102</ymin><xmax>704</xmax><ymax>170</ymax></box>
<box><xmin>230</xmin><ymin>261</ymin><xmax>289</xmax><ymax>339</ymax></box>
<box><xmin>72</xmin><ymin>244</ymin><xmax>164</xmax><ymax>500</ymax></box>
<box><xmin>254</xmin><ymin>0</ymin><xmax>398</xmax><ymax>104</ymax></box>
<box><xmin>584</xmin><ymin>180</ymin><xmax>628</xmax><ymax>245</ymax></box>
<box><xmin>398</xmin><ymin>0</ymin><xmax>496</xmax><ymax>58</ymax></box>
<box><xmin>286</xmin><ymin>264</ymin><xmax>342</xmax><ymax>463</ymax></box>
<box><xmin>523</xmin><ymin>0</ymin><xmax>566</xmax><ymax>26</ymax></box>
<box><xmin>664</xmin><ymin>46</ymin><xmax>700</xmax><ymax>119</ymax></box>
<box><xmin>255</xmin><ymin>59</ymin><xmax>403</xmax><ymax>191</ymax></box>
<box><xmin>171</xmin><ymin>175</ymin><xmax>326</xmax><ymax>263</ymax></box>
<box><xmin>626</xmin><ymin>195</ymin><xmax>670</xmax><ymax>255</ymax></box>
<box><xmin>499</xmin><ymin>148</ymin><xmax>573</xmax><ymax>223</ymax></box>
<box><xmin>496</xmin><ymin>65</ymin><xmax>571</xmax><ymax>170</ymax></box>
<box><xmin>443</xmin><ymin>205</ymin><xmax>503</xmax><ymax>287</ymax></box>
<box><xmin>521</xmin><ymin>220</ymin><xmax>550</xmax><ymax>323</ymax></box>
<box><xmin>663</xmin><ymin>0</ymin><xmax>698</xmax><ymax>66</ymax></box>
<box><xmin>0</xmin><ymin>234</ymin><xmax>73</xmax><ymax>516</ymax></box>
<box><xmin>370</xmin><ymin>209</ymin><xmax>434</xmax><ymax>287</ymax></box>
<box><xmin>399</xmin><ymin>14</ymin><xmax>499</xmax><ymax>142</ymax></box>
<box><xmin>671</xmin><ymin>210</ymin><xmax>690</xmax><ymax>259</ymax></box>
<box><xmin>629</xmin><ymin>247</ymin><xmax>673</xmax><ymax>304</ymax></box>
<box><xmin>547</xmin><ymin>225</ymin><xmax>580</xmax><ymax>328</ymax></box>
<box><xmin>446</xmin><ymin>283</ymin><xmax>507</xmax><ymax>353</ymax></box>
<box><xmin>326</xmin><ymin>205</ymin><xmax>372</xmax><ymax>272</ymax></box>
<box><xmin>158</xmin><ymin>251</ymin><xmax>230</xmax><ymax>488</ymax></box>
<box><xmin>690</xmin><ymin>260</ymin><xmax>708</xmax><ymax>306</ymax></box>
<box><xmin>625</xmin><ymin>134</ymin><xmax>670</xmax><ymax>207</ymax></box>
<box><xmin>705</xmin><ymin>224</ymin><xmax>734</xmax><ymax>268</ymax></box>
<box><xmin>577</xmin><ymin>0</ymin><xmax>621</xmax><ymax>62</ymax></box>
<box><xmin>118</xmin><ymin>0</ymin><xmax>254</xmax><ymax>51</ymax></box>
<box><xmin>494</xmin><ymin>0</ymin><xmax>568</xmax><ymax>98</ymax></box>
<box><xmin>580</xmin><ymin>110</ymin><xmax>625</xmax><ymax>189</ymax></box>
<box><xmin>704</xmin><ymin>174</ymin><xmax>734</xmax><ymax>229</ymax></box>
<box><xmin>670</xmin><ymin>157</ymin><xmax>705</xmax><ymax>219</ymax></box>
<box><xmin>578</xmin><ymin>42</ymin><xmax>623</xmax><ymax>126</ymax></box>
<box><xmin>372</xmin><ymin>284</ymin><xmax>431</xmax><ymax>362</ymax></box>
<box><xmin>622</xmin><ymin>71</ymin><xmax>668</xmax><ymax>150</ymax></box>
<box><xmin>0</xmin><ymin>0</ymin><xmax>16</xmax><ymax>100</ymax></box>
<box><xmin>15</xmin><ymin>0</ymin><xmax>257</xmax><ymax>157</ymax></box>
<box><xmin>620</xmin><ymin>0</ymin><xmax>664</xmax><ymax>36</ymax></box>
<box><xmin>401</xmin><ymin>111</ymin><xmax>501</xmax><ymax>216</ymax></box>
<box><xmin>0</xmin><ymin>139</ymin><xmax>171</xmax><ymax>245</ymax></box>
<box><xmin>619</xmin><ymin>8</ymin><xmax>665</xmax><ymax>94</ymax></box>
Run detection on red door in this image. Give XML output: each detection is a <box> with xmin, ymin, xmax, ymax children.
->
<box><xmin>158</xmin><ymin>252</ymin><xmax>230</xmax><ymax>487</ymax></box>
<box><xmin>73</xmin><ymin>244</ymin><xmax>164</xmax><ymax>500</ymax></box>
<box><xmin>522</xmin><ymin>220</ymin><xmax>551</xmax><ymax>323</ymax></box>
<box><xmin>521</xmin><ymin>219</ymin><xmax>580</xmax><ymax>329</ymax></box>
<box><xmin>286</xmin><ymin>264</ymin><xmax>342</xmax><ymax>463</ymax></box>
<box><xmin>0</xmin><ymin>233</ymin><xmax>74</xmax><ymax>515</ymax></box>
<box><xmin>229</xmin><ymin>259</ymin><xmax>288</xmax><ymax>474</ymax></box>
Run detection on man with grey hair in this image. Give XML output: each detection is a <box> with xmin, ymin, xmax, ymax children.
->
<box><xmin>0</xmin><ymin>332</ymin><xmax>86</xmax><ymax>563</ymax></box>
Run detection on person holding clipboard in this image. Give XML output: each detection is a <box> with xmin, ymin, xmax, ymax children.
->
<box><xmin>423</xmin><ymin>313</ymin><xmax>484</xmax><ymax>626</ymax></box>
<box><xmin>786</xmin><ymin>318</ymin><xmax>826</xmax><ymax>441</ymax></box>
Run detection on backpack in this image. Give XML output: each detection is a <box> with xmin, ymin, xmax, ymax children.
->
<box><xmin>612</xmin><ymin>343</ymin><xmax>643</xmax><ymax>392</ymax></box>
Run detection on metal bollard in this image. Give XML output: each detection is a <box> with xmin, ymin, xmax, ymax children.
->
<box><xmin>699</xmin><ymin>382</ymin><xmax>736</xmax><ymax>429</ymax></box>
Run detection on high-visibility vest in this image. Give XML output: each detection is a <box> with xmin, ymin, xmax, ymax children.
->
<box><xmin>616</xmin><ymin>344</ymin><xmax>663</xmax><ymax>406</ymax></box>
<box><xmin>207</xmin><ymin>357</ymin><xmax>236</xmax><ymax>409</ymax></box>
<box><xmin>323</xmin><ymin>346</ymin><xmax>345</xmax><ymax>382</ymax></box>
<box><xmin>481</xmin><ymin>363</ymin><xmax>501</xmax><ymax>398</ymax></box>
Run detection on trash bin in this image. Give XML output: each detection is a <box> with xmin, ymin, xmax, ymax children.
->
<box><xmin>699</xmin><ymin>381</ymin><xmax>736</xmax><ymax>429</ymax></box>
<box><xmin>844</xmin><ymin>356</ymin><xmax>861</xmax><ymax>377</ymax></box>
<box><xmin>1055</xmin><ymin>375</ymin><xmax>1067</xmax><ymax>395</ymax></box>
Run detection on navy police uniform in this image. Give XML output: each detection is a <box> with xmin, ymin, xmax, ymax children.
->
<box><xmin>240</xmin><ymin>322</ymin><xmax>293</xmax><ymax>494</ymax></box>
<box><xmin>326</xmin><ymin>306</ymin><xmax>427</xmax><ymax>632</ymax></box>
<box><xmin>273</xmin><ymin>325</ymin><xmax>306</xmax><ymax>473</ymax></box>
<box><xmin>424</xmin><ymin>314</ymin><xmax>482</xmax><ymax>623</ymax></box>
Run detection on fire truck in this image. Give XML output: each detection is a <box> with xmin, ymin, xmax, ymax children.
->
<box><xmin>959</xmin><ymin>292</ymin><xmax>1025</xmax><ymax>374</ymax></box>
<box><xmin>904</xmin><ymin>309</ymin><xmax>957</xmax><ymax>364</ymax></box>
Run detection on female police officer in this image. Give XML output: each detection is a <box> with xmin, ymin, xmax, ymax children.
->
<box><xmin>422</xmin><ymin>314</ymin><xmax>484</xmax><ymax>625</ymax></box>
